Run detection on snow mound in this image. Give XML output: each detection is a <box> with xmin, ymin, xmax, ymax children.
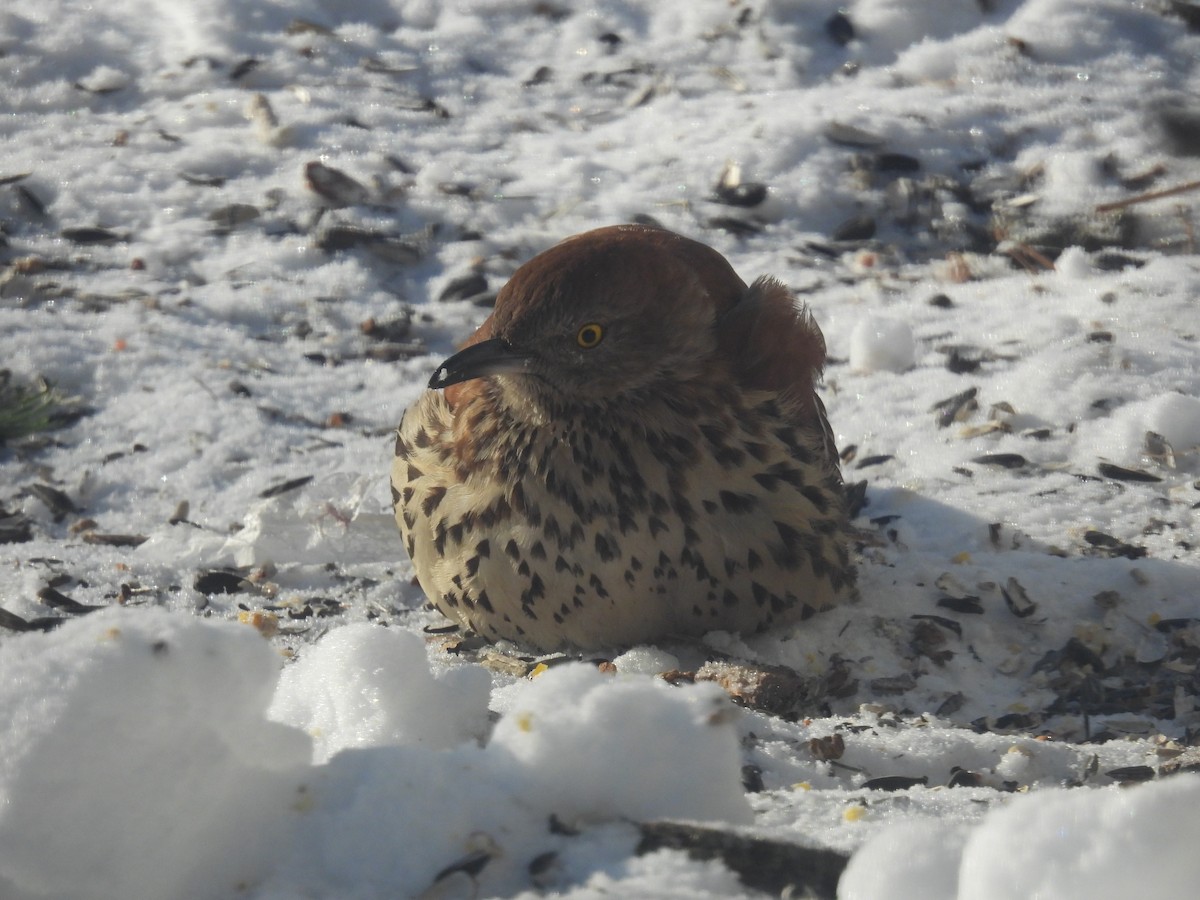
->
<box><xmin>840</xmin><ymin>775</ymin><xmax>1200</xmax><ymax>900</ymax></box>
<box><xmin>850</xmin><ymin>315</ymin><xmax>917</xmax><ymax>373</ymax></box>
<box><xmin>269</xmin><ymin>623</ymin><xmax>493</xmax><ymax>761</ymax></box>
<box><xmin>0</xmin><ymin>609</ymin><xmax>310</xmax><ymax>900</ymax></box>
<box><xmin>0</xmin><ymin>611</ymin><xmax>751</xmax><ymax>899</ymax></box>
<box><xmin>491</xmin><ymin>662</ymin><xmax>753</xmax><ymax>826</ymax></box>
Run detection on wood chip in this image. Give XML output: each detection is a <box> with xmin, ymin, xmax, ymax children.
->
<box><xmin>912</xmin><ymin>613</ymin><xmax>963</xmax><ymax>637</ymax></box>
<box><xmin>0</xmin><ymin>607</ymin><xmax>61</xmax><ymax>632</ymax></box>
<box><xmin>208</xmin><ymin>203</ymin><xmax>260</xmax><ymax>233</ymax></box>
<box><xmin>636</xmin><ymin>821</ymin><xmax>847</xmax><ymax>899</ymax></box>
<box><xmin>305</xmin><ymin>161</ymin><xmax>371</xmax><ymax>207</ymax></box>
<box><xmin>60</xmin><ymin>227</ymin><xmax>124</xmax><ymax>245</ymax></box>
<box><xmin>438</xmin><ymin>272</ymin><xmax>489</xmax><ymax>303</ymax></box>
<box><xmin>475</xmin><ymin>648</ymin><xmax>535</xmax><ymax>677</ymax></box>
<box><xmin>708</xmin><ymin>216</ymin><xmax>762</xmax><ymax>236</ymax></box>
<box><xmin>1098</xmin><ymin>461</ymin><xmax>1162</xmax><ymax>483</ymax></box>
<box><xmin>179</xmin><ymin>172</ymin><xmax>227</xmax><ymax>188</ymax></box>
<box><xmin>854</xmin><ymin>454</ymin><xmax>894</xmax><ymax>469</ymax></box>
<box><xmin>972</xmin><ymin>453</ymin><xmax>1028</xmax><ymax>469</ymax></box>
<box><xmin>1104</xmin><ymin>765</ymin><xmax>1155</xmax><ymax>783</ymax></box>
<box><xmin>194</xmin><ymin>570</ymin><xmax>249</xmax><ymax>594</ymax></box>
<box><xmin>932</xmin><ymin>386</ymin><xmax>978</xmax><ymax>428</ymax></box>
<box><xmin>1144</xmin><ymin>431</ymin><xmax>1176</xmax><ymax>468</ymax></box>
<box><xmin>37</xmin><ymin>586</ymin><xmax>102</xmax><ymax>614</ymax></box>
<box><xmin>825</xmin><ymin>121</ymin><xmax>887</xmax><ymax>148</ymax></box>
<box><xmin>947</xmin><ymin>767</ymin><xmax>983</xmax><ymax>787</ymax></box>
<box><xmin>0</xmin><ymin>507</ymin><xmax>33</xmax><ymax>544</ymax></box>
<box><xmin>870</xmin><ymin>674</ymin><xmax>917</xmax><ymax>694</ymax></box>
<box><xmin>1083</xmin><ymin>530</ymin><xmax>1147</xmax><ymax>559</ymax></box>
<box><xmin>695</xmin><ymin>659</ymin><xmax>810</xmax><ymax>718</ymax></box>
<box><xmin>259</xmin><ymin>475</ymin><xmax>313</xmax><ymax>499</ymax></box>
<box><xmin>863</xmin><ymin>775</ymin><xmax>928</xmax><ymax>791</ymax></box>
<box><xmin>809</xmin><ymin>734</ymin><xmax>846</xmax><ymax>761</ymax></box>
<box><xmin>80</xmin><ymin>532</ymin><xmax>148</xmax><ymax>547</ymax></box>
<box><xmin>1000</xmin><ymin>576</ymin><xmax>1037</xmax><ymax>618</ymax></box>
<box><xmin>937</xmin><ymin>596</ymin><xmax>984</xmax><ymax>614</ymax></box>
<box><xmin>712</xmin><ymin>165</ymin><xmax>768</xmax><ymax>208</ymax></box>
<box><xmin>230</xmin><ymin>58</ymin><xmax>260</xmax><ymax>81</ymax></box>
<box><xmin>26</xmin><ymin>483</ymin><xmax>78</xmax><ymax>521</ymax></box>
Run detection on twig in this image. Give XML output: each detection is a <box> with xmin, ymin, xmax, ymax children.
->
<box><xmin>190</xmin><ymin>375</ymin><xmax>219</xmax><ymax>402</ymax></box>
<box><xmin>1095</xmin><ymin>178</ymin><xmax>1200</xmax><ymax>214</ymax></box>
<box><xmin>1004</xmin><ymin>242</ymin><xmax>1056</xmax><ymax>273</ymax></box>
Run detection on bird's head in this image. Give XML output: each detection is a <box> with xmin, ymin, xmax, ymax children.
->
<box><xmin>429</xmin><ymin>224</ymin><xmax>829</xmax><ymax>427</ymax></box>
<box><xmin>429</xmin><ymin>224</ymin><xmax>752</xmax><ymax>406</ymax></box>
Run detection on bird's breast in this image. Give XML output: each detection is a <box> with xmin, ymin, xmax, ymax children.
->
<box><xmin>393</xmin><ymin>386</ymin><xmax>854</xmax><ymax>650</ymax></box>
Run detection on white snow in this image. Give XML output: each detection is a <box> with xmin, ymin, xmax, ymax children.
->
<box><xmin>3</xmin><ymin>0</ymin><xmax>1200</xmax><ymax>898</ymax></box>
<box><xmin>0</xmin><ymin>610</ymin><xmax>310</xmax><ymax>900</ymax></box>
<box><xmin>0</xmin><ymin>611</ymin><xmax>753</xmax><ymax>900</ymax></box>
<box><xmin>269</xmin><ymin>623</ymin><xmax>493</xmax><ymax>760</ymax></box>
<box><xmin>848</xmin><ymin>315</ymin><xmax>917</xmax><ymax>373</ymax></box>
<box><xmin>844</xmin><ymin>775</ymin><xmax>1200</xmax><ymax>900</ymax></box>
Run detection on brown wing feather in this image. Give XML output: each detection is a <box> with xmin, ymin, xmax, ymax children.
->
<box><xmin>717</xmin><ymin>275</ymin><xmax>838</xmax><ymax>466</ymax></box>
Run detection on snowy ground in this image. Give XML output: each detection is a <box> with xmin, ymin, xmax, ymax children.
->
<box><xmin>3</xmin><ymin>1</ymin><xmax>1200</xmax><ymax>898</ymax></box>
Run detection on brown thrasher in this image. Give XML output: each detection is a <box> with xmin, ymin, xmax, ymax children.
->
<box><xmin>393</xmin><ymin>224</ymin><xmax>855</xmax><ymax>650</ymax></box>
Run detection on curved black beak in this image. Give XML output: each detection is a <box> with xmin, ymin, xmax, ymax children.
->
<box><xmin>429</xmin><ymin>338</ymin><xmax>533</xmax><ymax>389</ymax></box>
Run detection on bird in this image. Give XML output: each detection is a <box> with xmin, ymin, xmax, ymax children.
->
<box><xmin>392</xmin><ymin>224</ymin><xmax>856</xmax><ymax>651</ymax></box>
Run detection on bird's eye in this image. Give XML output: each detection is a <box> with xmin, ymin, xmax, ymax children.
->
<box><xmin>576</xmin><ymin>323</ymin><xmax>604</xmax><ymax>349</ymax></box>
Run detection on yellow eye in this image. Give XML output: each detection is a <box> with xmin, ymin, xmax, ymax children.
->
<box><xmin>576</xmin><ymin>323</ymin><xmax>604</xmax><ymax>349</ymax></box>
